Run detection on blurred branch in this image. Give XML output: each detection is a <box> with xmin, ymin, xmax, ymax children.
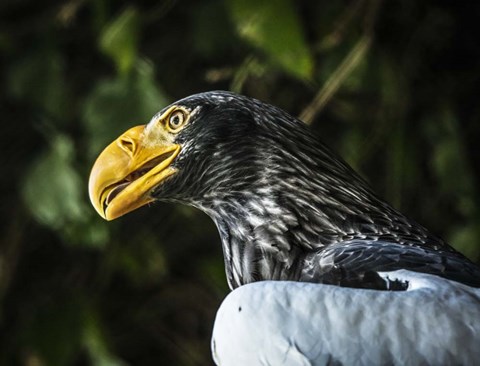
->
<box><xmin>300</xmin><ymin>0</ymin><xmax>382</xmax><ymax>124</ymax></box>
<box><xmin>205</xmin><ymin>67</ymin><xmax>235</xmax><ymax>84</ymax></box>
<box><xmin>230</xmin><ymin>56</ymin><xmax>265</xmax><ymax>93</ymax></box>
<box><xmin>300</xmin><ymin>35</ymin><xmax>371</xmax><ymax>124</ymax></box>
<box><xmin>57</xmin><ymin>0</ymin><xmax>86</xmax><ymax>26</ymax></box>
<box><xmin>316</xmin><ymin>0</ymin><xmax>366</xmax><ymax>50</ymax></box>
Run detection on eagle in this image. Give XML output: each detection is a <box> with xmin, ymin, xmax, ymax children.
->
<box><xmin>89</xmin><ymin>91</ymin><xmax>480</xmax><ymax>365</ymax></box>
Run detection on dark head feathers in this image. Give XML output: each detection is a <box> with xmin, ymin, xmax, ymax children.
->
<box><xmin>150</xmin><ymin>91</ymin><xmax>480</xmax><ymax>289</ymax></box>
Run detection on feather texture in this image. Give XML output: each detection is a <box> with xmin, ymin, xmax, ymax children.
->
<box><xmin>114</xmin><ymin>91</ymin><xmax>480</xmax><ymax>365</ymax></box>
<box><xmin>150</xmin><ymin>91</ymin><xmax>480</xmax><ymax>289</ymax></box>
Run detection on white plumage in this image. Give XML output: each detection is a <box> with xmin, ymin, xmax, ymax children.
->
<box><xmin>212</xmin><ymin>270</ymin><xmax>480</xmax><ymax>366</ymax></box>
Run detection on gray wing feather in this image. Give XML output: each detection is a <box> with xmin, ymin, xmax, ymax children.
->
<box><xmin>301</xmin><ymin>240</ymin><xmax>480</xmax><ymax>289</ymax></box>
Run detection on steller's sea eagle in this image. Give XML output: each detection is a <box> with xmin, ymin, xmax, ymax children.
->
<box><xmin>89</xmin><ymin>91</ymin><xmax>480</xmax><ymax>365</ymax></box>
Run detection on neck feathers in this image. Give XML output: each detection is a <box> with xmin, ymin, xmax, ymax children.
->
<box><xmin>204</xmin><ymin>168</ymin><xmax>444</xmax><ymax>289</ymax></box>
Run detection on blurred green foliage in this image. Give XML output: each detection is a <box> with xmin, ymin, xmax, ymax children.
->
<box><xmin>100</xmin><ymin>7</ymin><xmax>139</xmax><ymax>76</ymax></box>
<box><xmin>227</xmin><ymin>0</ymin><xmax>313</xmax><ymax>79</ymax></box>
<box><xmin>1</xmin><ymin>0</ymin><xmax>479</xmax><ymax>365</ymax></box>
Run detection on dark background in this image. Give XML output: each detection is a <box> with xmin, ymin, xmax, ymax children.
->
<box><xmin>1</xmin><ymin>0</ymin><xmax>479</xmax><ymax>365</ymax></box>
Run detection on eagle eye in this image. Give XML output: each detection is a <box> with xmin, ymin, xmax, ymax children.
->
<box><xmin>167</xmin><ymin>110</ymin><xmax>187</xmax><ymax>132</ymax></box>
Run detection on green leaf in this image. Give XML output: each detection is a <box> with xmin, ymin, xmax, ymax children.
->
<box><xmin>82</xmin><ymin>307</ymin><xmax>127</xmax><ymax>366</ymax></box>
<box><xmin>22</xmin><ymin>133</ymin><xmax>88</xmax><ymax>230</ymax></box>
<box><xmin>99</xmin><ymin>7</ymin><xmax>140</xmax><ymax>76</ymax></box>
<box><xmin>227</xmin><ymin>0</ymin><xmax>313</xmax><ymax>80</ymax></box>
<box><xmin>21</xmin><ymin>131</ymin><xmax>109</xmax><ymax>248</ymax></box>
<box><xmin>83</xmin><ymin>59</ymin><xmax>169</xmax><ymax>158</ymax></box>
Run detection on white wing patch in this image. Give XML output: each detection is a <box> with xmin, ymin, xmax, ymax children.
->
<box><xmin>212</xmin><ymin>271</ymin><xmax>480</xmax><ymax>366</ymax></box>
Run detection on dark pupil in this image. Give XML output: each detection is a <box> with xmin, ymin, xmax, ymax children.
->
<box><xmin>171</xmin><ymin>115</ymin><xmax>180</xmax><ymax>127</ymax></box>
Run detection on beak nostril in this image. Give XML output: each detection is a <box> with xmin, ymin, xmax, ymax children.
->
<box><xmin>118</xmin><ymin>137</ymin><xmax>136</xmax><ymax>155</ymax></box>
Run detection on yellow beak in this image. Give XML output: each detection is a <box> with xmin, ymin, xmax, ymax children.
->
<box><xmin>88</xmin><ymin>125</ymin><xmax>180</xmax><ymax>220</ymax></box>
